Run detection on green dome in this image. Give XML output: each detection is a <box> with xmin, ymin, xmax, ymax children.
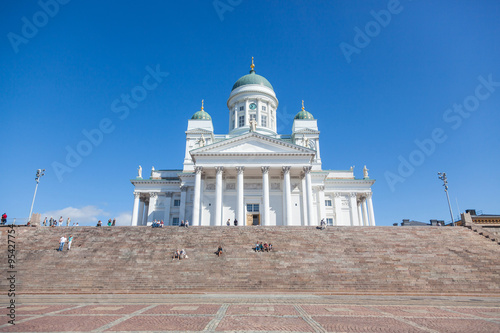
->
<box><xmin>294</xmin><ymin>109</ymin><xmax>314</xmax><ymax>120</ymax></box>
<box><xmin>191</xmin><ymin>100</ymin><xmax>211</xmax><ymax>120</ymax></box>
<box><xmin>232</xmin><ymin>70</ymin><xmax>274</xmax><ymax>91</ymax></box>
<box><xmin>191</xmin><ymin>110</ymin><xmax>212</xmax><ymax>120</ymax></box>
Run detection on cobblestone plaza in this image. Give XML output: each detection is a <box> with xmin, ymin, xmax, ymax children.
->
<box><xmin>1</xmin><ymin>294</ymin><xmax>499</xmax><ymax>332</ymax></box>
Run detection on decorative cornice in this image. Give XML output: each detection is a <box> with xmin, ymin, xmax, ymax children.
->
<box><xmin>191</xmin><ymin>131</ymin><xmax>315</xmax><ymax>156</ymax></box>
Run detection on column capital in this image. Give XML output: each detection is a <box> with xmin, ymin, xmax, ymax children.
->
<box><xmin>316</xmin><ymin>185</ymin><xmax>325</xmax><ymax>191</ymax></box>
<box><xmin>350</xmin><ymin>192</ymin><xmax>357</xmax><ymax>198</ymax></box>
<box><xmin>194</xmin><ymin>166</ymin><xmax>203</xmax><ymax>174</ymax></box>
<box><xmin>303</xmin><ymin>166</ymin><xmax>312</xmax><ymax>173</ymax></box>
<box><xmin>149</xmin><ymin>192</ymin><xmax>158</xmax><ymax>198</ymax></box>
<box><xmin>366</xmin><ymin>192</ymin><xmax>373</xmax><ymax>198</ymax></box>
<box><xmin>261</xmin><ymin>166</ymin><xmax>270</xmax><ymax>174</ymax></box>
<box><xmin>180</xmin><ymin>185</ymin><xmax>188</xmax><ymax>192</ymax></box>
<box><xmin>215</xmin><ymin>166</ymin><xmax>224</xmax><ymax>174</ymax></box>
<box><xmin>282</xmin><ymin>166</ymin><xmax>291</xmax><ymax>174</ymax></box>
<box><xmin>134</xmin><ymin>192</ymin><xmax>141</xmax><ymax>199</ymax></box>
<box><xmin>236</xmin><ymin>166</ymin><xmax>245</xmax><ymax>174</ymax></box>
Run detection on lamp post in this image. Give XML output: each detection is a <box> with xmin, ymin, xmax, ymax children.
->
<box><xmin>28</xmin><ymin>169</ymin><xmax>45</xmax><ymax>223</ymax></box>
<box><xmin>437</xmin><ymin>172</ymin><xmax>455</xmax><ymax>226</ymax></box>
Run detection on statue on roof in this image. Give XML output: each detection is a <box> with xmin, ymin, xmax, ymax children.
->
<box><xmin>249</xmin><ymin>119</ymin><xmax>257</xmax><ymax>132</ymax></box>
<box><xmin>363</xmin><ymin>165</ymin><xmax>369</xmax><ymax>178</ymax></box>
<box><xmin>137</xmin><ymin>165</ymin><xmax>142</xmax><ymax>179</ymax></box>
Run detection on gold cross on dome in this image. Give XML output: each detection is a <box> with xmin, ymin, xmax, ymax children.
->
<box><xmin>251</xmin><ymin>57</ymin><xmax>255</xmax><ymax>71</ymax></box>
<box><xmin>201</xmin><ymin>99</ymin><xmax>204</xmax><ymax>111</ymax></box>
<box><xmin>302</xmin><ymin>100</ymin><xmax>305</xmax><ymax>111</ymax></box>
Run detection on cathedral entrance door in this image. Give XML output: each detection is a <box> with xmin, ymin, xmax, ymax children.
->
<box><xmin>246</xmin><ymin>214</ymin><xmax>253</xmax><ymax>226</ymax></box>
<box><xmin>252</xmin><ymin>214</ymin><xmax>260</xmax><ymax>225</ymax></box>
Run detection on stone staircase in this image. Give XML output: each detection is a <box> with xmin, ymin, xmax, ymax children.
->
<box><xmin>1</xmin><ymin>226</ymin><xmax>499</xmax><ymax>295</ymax></box>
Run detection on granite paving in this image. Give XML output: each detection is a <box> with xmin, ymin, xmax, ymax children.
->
<box><xmin>0</xmin><ymin>294</ymin><xmax>499</xmax><ymax>332</ymax></box>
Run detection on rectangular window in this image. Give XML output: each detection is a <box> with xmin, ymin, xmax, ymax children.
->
<box><xmin>325</xmin><ymin>200</ymin><xmax>332</xmax><ymax>207</ymax></box>
<box><xmin>326</xmin><ymin>218</ymin><xmax>333</xmax><ymax>226</ymax></box>
<box><xmin>172</xmin><ymin>217</ymin><xmax>179</xmax><ymax>226</ymax></box>
<box><xmin>238</xmin><ymin>115</ymin><xmax>245</xmax><ymax>127</ymax></box>
<box><xmin>239</xmin><ymin>106</ymin><xmax>244</xmax><ymax>111</ymax></box>
<box><xmin>249</xmin><ymin>114</ymin><xmax>256</xmax><ymax>121</ymax></box>
<box><xmin>262</xmin><ymin>106</ymin><xmax>266</xmax><ymax>111</ymax></box>
<box><xmin>247</xmin><ymin>204</ymin><xmax>260</xmax><ymax>212</ymax></box>
<box><xmin>174</xmin><ymin>199</ymin><xmax>181</xmax><ymax>207</ymax></box>
<box><xmin>261</xmin><ymin>115</ymin><xmax>267</xmax><ymax>127</ymax></box>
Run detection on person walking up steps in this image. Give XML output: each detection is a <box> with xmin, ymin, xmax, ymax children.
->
<box><xmin>58</xmin><ymin>236</ymin><xmax>66</xmax><ymax>251</ymax></box>
<box><xmin>67</xmin><ymin>235</ymin><xmax>73</xmax><ymax>250</ymax></box>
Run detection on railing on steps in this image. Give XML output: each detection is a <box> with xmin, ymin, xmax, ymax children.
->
<box><xmin>462</xmin><ymin>212</ymin><xmax>499</xmax><ymax>245</ymax></box>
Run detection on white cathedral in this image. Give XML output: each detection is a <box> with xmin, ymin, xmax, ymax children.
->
<box><xmin>130</xmin><ymin>60</ymin><xmax>376</xmax><ymax>227</ymax></box>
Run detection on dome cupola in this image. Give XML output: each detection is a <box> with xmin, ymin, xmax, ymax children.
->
<box><xmin>231</xmin><ymin>57</ymin><xmax>274</xmax><ymax>91</ymax></box>
<box><xmin>191</xmin><ymin>100</ymin><xmax>212</xmax><ymax>120</ymax></box>
<box><xmin>294</xmin><ymin>100</ymin><xmax>314</xmax><ymax>120</ymax></box>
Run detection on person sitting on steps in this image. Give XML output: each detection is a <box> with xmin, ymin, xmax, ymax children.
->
<box><xmin>254</xmin><ymin>241</ymin><xmax>260</xmax><ymax>252</ymax></box>
<box><xmin>172</xmin><ymin>249</ymin><xmax>181</xmax><ymax>260</ymax></box>
<box><xmin>216</xmin><ymin>245</ymin><xmax>223</xmax><ymax>257</ymax></box>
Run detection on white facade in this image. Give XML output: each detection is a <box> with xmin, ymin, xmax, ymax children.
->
<box><xmin>131</xmin><ymin>63</ymin><xmax>376</xmax><ymax>227</ymax></box>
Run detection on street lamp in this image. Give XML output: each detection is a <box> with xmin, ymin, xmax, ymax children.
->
<box><xmin>28</xmin><ymin>169</ymin><xmax>45</xmax><ymax>224</ymax></box>
<box><xmin>437</xmin><ymin>172</ymin><xmax>455</xmax><ymax>226</ymax></box>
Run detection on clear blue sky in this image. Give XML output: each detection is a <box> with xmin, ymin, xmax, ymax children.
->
<box><xmin>1</xmin><ymin>0</ymin><xmax>499</xmax><ymax>226</ymax></box>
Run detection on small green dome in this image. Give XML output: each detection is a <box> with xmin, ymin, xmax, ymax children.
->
<box><xmin>232</xmin><ymin>70</ymin><xmax>274</xmax><ymax>91</ymax></box>
<box><xmin>294</xmin><ymin>102</ymin><xmax>314</xmax><ymax>120</ymax></box>
<box><xmin>191</xmin><ymin>110</ymin><xmax>211</xmax><ymax>120</ymax></box>
<box><xmin>191</xmin><ymin>100</ymin><xmax>212</xmax><ymax>120</ymax></box>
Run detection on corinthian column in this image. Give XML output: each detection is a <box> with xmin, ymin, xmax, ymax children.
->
<box><xmin>304</xmin><ymin>166</ymin><xmax>314</xmax><ymax>226</ymax></box>
<box><xmin>362</xmin><ymin>197</ymin><xmax>369</xmax><ymax>226</ymax></box>
<box><xmin>192</xmin><ymin>167</ymin><xmax>202</xmax><ymax>226</ymax></box>
<box><xmin>147</xmin><ymin>193</ymin><xmax>157</xmax><ymax>223</ymax></box>
<box><xmin>262</xmin><ymin>166</ymin><xmax>270</xmax><ymax>226</ymax></box>
<box><xmin>215</xmin><ymin>166</ymin><xmax>224</xmax><ymax>226</ymax></box>
<box><xmin>349</xmin><ymin>193</ymin><xmax>359</xmax><ymax>226</ymax></box>
<box><xmin>236</xmin><ymin>166</ymin><xmax>245</xmax><ymax>226</ymax></box>
<box><xmin>131</xmin><ymin>192</ymin><xmax>140</xmax><ymax>226</ymax></box>
<box><xmin>283</xmin><ymin>166</ymin><xmax>292</xmax><ymax>226</ymax></box>
<box><xmin>367</xmin><ymin>193</ymin><xmax>376</xmax><ymax>226</ymax></box>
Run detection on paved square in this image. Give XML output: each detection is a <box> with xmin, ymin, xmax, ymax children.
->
<box><xmin>217</xmin><ymin>316</ymin><xmax>314</xmax><ymax>332</ymax></box>
<box><xmin>301</xmin><ymin>304</ymin><xmax>381</xmax><ymax>316</ymax></box>
<box><xmin>15</xmin><ymin>305</ymin><xmax>77</xmax><ymax>315</ymax></box>
<box><xmin>1</xmin><ymin>294</ymin><xmax>498</xmax><ymax>332</ymax></box>
<box><xmin>374</xmin><ymin>305</ymin><xmax>468</xmax><ymax>318</ymax></box>
<box><xmin>0</xmin><ymin>315</ymin><xmax>121</xmax><ymax>332</ymax></box>
<box><xmin>59</xmin><ymin>304</ymin><xmax>147</xmax><ymax>315</ymax></box>
<box><xmin>409</xmin><ymin>318</ymin><xmax>500</xmax><ymax>333</ymax></box>
<box><xmin>312</xmin><ymin>316</ymin><xmax>426</xmax><ymax>332</ymax></box>
<box><xmin>226</xmin><ymin>304</ymin><xmax>298</xmax><ymax>316</ymax></box>
<box><xmin>449</xmin><ymin>307</ymin><xmax>500</xmax><ymax>319</ymax></box>
<box><xmin>106</xmin><ymin>315</ymin><xmax>213</xmax><ymax>331</ymax></box>
<box><xmin>143</xmin><ymin>304</ymin><xmax>220</xmax><ymax>315</ymax></box>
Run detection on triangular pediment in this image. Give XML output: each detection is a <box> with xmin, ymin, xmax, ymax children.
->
<box><xmin>190</xmin><ymin>132</ymin><xmax>314</xmax><ymax>156</ymax></box>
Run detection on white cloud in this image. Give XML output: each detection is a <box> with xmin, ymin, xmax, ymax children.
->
<box><xmin>114</xmin><ymin>211</ymin><xmax>132</xmax><ymax>226</ymax></box>
<box><xmin>42</xmin><ymin>205</ymin><xmax>108</xmax><ymax>225</ymax></box>
<box><xmin>42</xmin><ymin>206</ymin><xmax>132</xmax><ymax>226</ymax></box>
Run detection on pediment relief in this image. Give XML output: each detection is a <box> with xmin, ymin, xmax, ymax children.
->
<box><xmin>191</xmin><ymin>132</ymin><xmax>314</xmax><ymax>156</ymax></box>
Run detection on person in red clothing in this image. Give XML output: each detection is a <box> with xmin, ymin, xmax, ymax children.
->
<box><xmin>1</xmin><ymin>213</ymin><xmax>6</xmax><ymax>225</ymax></box>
